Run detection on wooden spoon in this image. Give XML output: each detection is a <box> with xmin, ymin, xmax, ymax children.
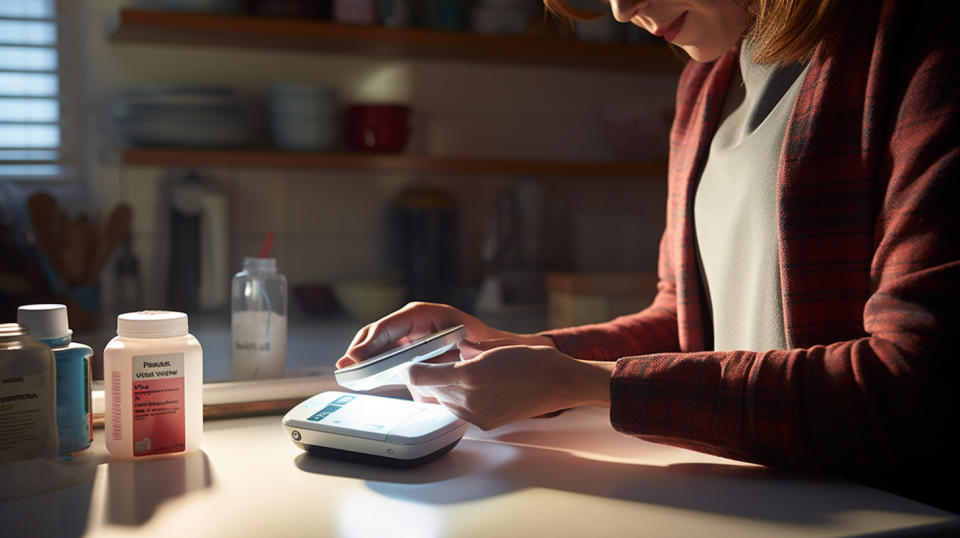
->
<box><xmin>61</xmin><ymin>215</ymin><xmax>92</xmax><ymax>286</ymax></box>
<box><xmin>85</xmin><ymin>204</ymin><xmax>133</xmax><ymax>284</ymax></box>
<box><xmin>26</xmin><ymin>192</ymin><xmax>60</xmax><ymax>270</ymax></box>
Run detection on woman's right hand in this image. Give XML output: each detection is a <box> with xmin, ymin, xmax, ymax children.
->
<box><xmin>336</xmin><ymin>302</ymin><xmax>553</xmax><ymax>370</ymax></box>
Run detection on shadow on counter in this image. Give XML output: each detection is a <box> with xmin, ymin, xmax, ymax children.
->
<box><xmin>293</xmin><ymin>428</ymin><xmax>950</xmax><ymax>528</ymax></box>
<box><xmin>0</xmin><ymin>455</ymin><xmax>103</xmax><ymax>538</ymax></box>
<box><xmin>106</xmin><ymin>449</ymin><xmax>213</xmax><ymax>526</ymax></box>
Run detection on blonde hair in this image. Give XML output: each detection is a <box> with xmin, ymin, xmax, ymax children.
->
<box><xmin>543</xmin><ymin>0</ymin><xmax>849</xmax><ymax>64</ymax></box>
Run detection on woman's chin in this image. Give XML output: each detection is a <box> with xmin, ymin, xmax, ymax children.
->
<box><xmin>678</xmin><ymin>43</ymin><xmax>728</xmax><ymax>63</ymax></box>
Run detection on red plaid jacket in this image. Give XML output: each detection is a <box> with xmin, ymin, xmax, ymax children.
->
<box><xmin>547</xmin><ymin>0</ymin><xmax>958</xmax><ymax>501</ymax></box>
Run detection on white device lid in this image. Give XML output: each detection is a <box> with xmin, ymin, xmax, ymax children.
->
<box><xmin>117</xmin><ymin>310</ymin><xmax>189</xmax><ymax>338</ymax></box>
<box><xmin>335</xmin><ymin>325</ymin><xmax>465</xmax><ymax>391</ymax></box>
<box><xmin>386</xmin><ymin>403</ymin><xmax>466</xmax><ymax>445</ymax></box>
<box><xmin>17</xmin><ymin>304</ymin><xmax>71</xmax><ymax>340</ymax></box>
<box><xmin>282</xmin><ymin>391</ymin><xmax>466</xmax><ymax>444</ymax></box>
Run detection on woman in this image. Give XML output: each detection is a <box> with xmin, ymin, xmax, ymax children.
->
<box><xmin>338</xmin><ymin>0</ymin><xmax>958</xmax><ymax>511</ymax></box>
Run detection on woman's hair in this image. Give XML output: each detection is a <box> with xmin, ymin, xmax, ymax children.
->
<box><xmin>543</xmin><ymin>0</ymin><xmax>849</xmax><ymax>64</ymax></box>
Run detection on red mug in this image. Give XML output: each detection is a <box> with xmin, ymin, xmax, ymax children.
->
<box><xmin>345</xmin><ymin>104</ymin><xmax>410</xmax><ymax>153</ymax></box>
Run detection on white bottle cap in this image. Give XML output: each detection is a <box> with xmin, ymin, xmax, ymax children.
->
<box><xmin>117</xmin><ymin>311</ymin><xmax>189</xmax><ymax>338</ymax></box>
<box><xmin>17</xmin><ymin>304</ymin><xmax>72</xmax><ymax>340</ymax></box>
<box><xmin>243</xmin><ymin>257</ymin><xmax>277</xmax><ymax>272</ymax></box>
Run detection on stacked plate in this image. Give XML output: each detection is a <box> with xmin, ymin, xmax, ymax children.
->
<box><xmin>111</xmin><ymin>86</ymin><xmax>253</xmax><ymax>148</ymax></box>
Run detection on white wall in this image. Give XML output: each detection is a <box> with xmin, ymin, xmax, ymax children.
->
<box><xmin>82</xmin><ymin>0</ymin><xmax>677</xmax><ymax>313</ymax></box>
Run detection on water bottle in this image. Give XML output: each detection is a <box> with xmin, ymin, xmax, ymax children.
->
<box><xmin>231</xmin><ymin>257</ymin><xmax>287</xmax><ymax>380</ymax></box>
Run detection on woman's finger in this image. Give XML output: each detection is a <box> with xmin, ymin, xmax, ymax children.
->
<box><xmin>408</xmin><ymin>360</ymin><xmax>465</xmax><ymax>387</ymax></box>
<box><xmin>336</xmin><ymin>325</ymin><xmax>373</xmax><ymax>368</ymax></box>
<box><xmin>348</xmin><ymin>324</ymin><xmax>371</xmax><ymax>349</ymax></box>
<box><xmin>338</xmin><ymin>305</ymin><xmax>424</xmax><ymax>366</ymax></box>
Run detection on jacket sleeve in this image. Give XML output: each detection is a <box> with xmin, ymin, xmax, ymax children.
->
<box><xmin>608</xmin><ymin>13</ymin><xmax>960</xmax><ymax>481</ymax></box>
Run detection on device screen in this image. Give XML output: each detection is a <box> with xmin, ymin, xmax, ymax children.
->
<box><xmin>306</xmin><ymin>394</ymin><xmax>422</xmax><ymax>434</ymax></box>
<box><xmin>306</xmin><ymin>394</ymin><xmax>355</xmax><ymax>422</ymax></box>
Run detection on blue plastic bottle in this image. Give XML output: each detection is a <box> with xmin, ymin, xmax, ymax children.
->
<box><xmin>18</xmin><ymin>304</ymin><xmax>94</xmax><ymax>457</ymax></box>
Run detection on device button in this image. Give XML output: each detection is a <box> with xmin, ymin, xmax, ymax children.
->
<box><xmin>292</xmin><ymin>431</ymin><xmax>302</xmax><ymax>441</ymax></box>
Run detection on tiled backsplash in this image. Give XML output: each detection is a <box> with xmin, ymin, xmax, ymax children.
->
<box><xmin>106</xmin><ymin>165</ymin><xmax>666</xmax><ymax>312</ymax></box>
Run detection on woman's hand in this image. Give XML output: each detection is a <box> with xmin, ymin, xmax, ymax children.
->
<box><xmin>407</xmin><ymin>342</ymin><xmax>614</xmax><ymax>431</ymax></box>
<box><xmin>336</xmin><ymin>302</ymin><xmax>555</xmax><ymax>404</ymax></box>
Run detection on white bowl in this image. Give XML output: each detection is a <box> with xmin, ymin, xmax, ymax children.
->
<box><xmin>332</xmin><ymin>278</ymin><xmax>408</xmax><ymax>322</ymax></box>
<box><xmin>271</xmin><ymin>118</ymin><xmax>338</xmax><ymax>151</ymax></box>
<box><xmin>269</xmin><ymin>84</ymin><xmax>338</xmax><ymax>120</ymax></box>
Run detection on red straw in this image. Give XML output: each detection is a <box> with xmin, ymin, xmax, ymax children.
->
<box><xmin>259</xmin><ymin>231</ymin><xmax>274</xmax><ymax>258</ymax></box>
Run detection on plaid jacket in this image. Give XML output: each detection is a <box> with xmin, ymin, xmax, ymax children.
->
<box><xmin>547</xmin><ymin>0</ymin><xmax>959</xmax><ymax>495</ymax></box>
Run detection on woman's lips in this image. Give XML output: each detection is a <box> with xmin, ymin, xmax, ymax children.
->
<box><xmin>657</xmin><ymin>12</ymin><xmax>687</xmax><ymax>42</ymax></box>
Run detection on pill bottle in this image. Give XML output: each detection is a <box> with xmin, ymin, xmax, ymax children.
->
<box><xmin>0</xmin><ymin>323</ymin><xmax>58</xmax><ymax>465</ymax></box>
<box><xmin>103</xmin><ymin>311</ymin><xmax>203</xmax><ymax>459</ymax></box>
<box><xmin>231</xmin><ymin>257</ymin><xmax>287</xmax><ymax>380</ymax></box>
<box><xmin>17</xmin><ymin>304</ymin><xmax>94</xmax><ymax>457</ymax></box>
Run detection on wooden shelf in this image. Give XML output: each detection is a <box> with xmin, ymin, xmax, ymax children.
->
<box><xmin>121</xmin><ymin>148</ymin><xmax>667</xmax><ymax>178</ymax></box>
<box><xmin>110</xmin><ymin>10</ymin><xmax>674</xmax><ymax>178</ymax></box>
<box><xmin>108</xmin><ymin>8</ymin><xmax>682</xmax><ymax>72</ymax></box>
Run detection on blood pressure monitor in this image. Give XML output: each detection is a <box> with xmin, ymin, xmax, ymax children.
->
<box><xmin>283</xmin><ymin>326</ymin><xmax>469</xmax><ymax>466</ymax></box>
<box><xmin>282</xmin><ymin>391</ymin><xmax>468</xmax><ymax>467</ymax></box>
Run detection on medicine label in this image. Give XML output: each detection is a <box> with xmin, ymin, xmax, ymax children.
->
<box><xmin>0</xmin><ymin>373</ymin><xmax>55</xmax><ymax>460</ymax></box>
<box><xmin>131</xmin><ymin>353</ymin><xmax>185</xmax><ymax>456</ymax></box>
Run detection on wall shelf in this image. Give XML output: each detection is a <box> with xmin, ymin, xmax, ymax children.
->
<box><xmin>121</xmin><ymin>148</ymin><xmax>667</xmax><ymax>178</ymax></box>
<box><xmin>111</xmin><ymin>10</ymin><xmax>674</xmax><ymax>179</ymax></box>
<box><xmin>108</xmin><ymin>8</ymin><xmax>682</xmax><ymax>72</ymax></box>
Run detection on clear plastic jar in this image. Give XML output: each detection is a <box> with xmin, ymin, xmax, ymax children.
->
<box><xmin>231</xmin><ymin>257</ymin><xmax>287</xmax><ymax>380</ymax></box>
<box><xmin>0</xmin><ymin>323</ymin><xmax>58</xmax><ymax>464</ymax></box>
<box><xmin>103</xmin><ymin>311</ymin><xmax>203</xmax><ymax>459</ymax></box>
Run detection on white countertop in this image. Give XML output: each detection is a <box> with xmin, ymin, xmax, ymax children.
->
<box><xmin>1</xmin><ymin>405</ymin><xmax>956</xmax><ymax>538</ymax></box>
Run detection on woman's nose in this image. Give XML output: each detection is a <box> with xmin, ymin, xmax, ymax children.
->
<box><xmin>607</xmin><ymin>0</ymin><xmax>648</xmax><ymax>23</ymax></box>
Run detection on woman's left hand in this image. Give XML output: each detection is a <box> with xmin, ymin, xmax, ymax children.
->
<box><xmin>407</xmin><ymin>340</ymin><xmax>614</xmax><ymax>431</ymax></box>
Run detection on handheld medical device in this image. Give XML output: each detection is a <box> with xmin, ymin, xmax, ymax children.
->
<box><xmin>334</xmin><ymin>325</ymin><xmax>465</xmax><ymax>391</ymax></box>
<box><xmin>282</xmin><ymin>391</ymin><xmax>468</xmax><ymax>467</ymax></box>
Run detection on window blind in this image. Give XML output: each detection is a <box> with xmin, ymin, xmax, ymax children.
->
<box><xmin>0</xmin><ymin>0</ymin><xmax>80</xmax><ymax>180</ymax></box>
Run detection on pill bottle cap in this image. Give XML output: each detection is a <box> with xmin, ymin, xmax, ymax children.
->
<box><xmin>17</xmin><ymin>304</ymin><xmax>71</xmax><ymax>340</ymax></box>
<box><xmin>117</xmin><ymin>310</ymin><xmax>188</xmax><ymax>338</ymax></box>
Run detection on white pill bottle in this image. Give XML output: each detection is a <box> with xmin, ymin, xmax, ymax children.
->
<box><xmin>104</xmin><ymin>311</ymin><xmax>203</xmax><ymax>459</ymax></box>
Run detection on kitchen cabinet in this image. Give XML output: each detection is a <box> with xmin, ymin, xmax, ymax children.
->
<box><xmin>108</xmin><ymin>8</ymin><xmax>676</xmax><ymax>178</ymax></box>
